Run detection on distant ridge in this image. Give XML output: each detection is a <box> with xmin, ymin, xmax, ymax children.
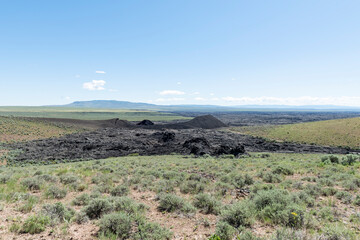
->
<box><xmin>31</xmin><ymin>115</ymin><xmax>227</xmax><ymax>130</ymax></box>
<box><xmin>65</xmin><ymin>100</ymin><xmax>158</xmax><ymax>110</ymax></box>
<box><xmin>58</xmin><ymin>100</ymin><xmax>360</xmax><ymax>112</ymax></box>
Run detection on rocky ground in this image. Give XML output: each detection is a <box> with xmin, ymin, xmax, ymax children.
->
<box><xmin>8</xmin><ymin>127</ymin><xmax>356</xmax><ymax>164</ymax></box>
<box><xmin>176</xmin><ymin>111</ymin><xmax>360</xmax><ymax>126</ymax></box>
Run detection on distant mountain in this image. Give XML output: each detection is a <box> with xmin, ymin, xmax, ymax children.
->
<box><xmin>62</xmin><ymin>100</ymin><xmax>237</xmax><ymax>111</ymax></box>
<box><xmin>233</xmin><ymin>105</ymin><xmax>360</xmax><ymax>110</ymax></box>
<box><xmin>65</xmin><ymin>100</ymin><xmax>158</xmax><ymax>110</ymax></box>
<box><xmin>59</xmin><ymin>100</ymin><xmax>360</xmax><ymax>112</ymax></box>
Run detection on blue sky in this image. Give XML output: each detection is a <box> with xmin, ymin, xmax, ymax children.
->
<box><xmin>1</xmin><ymin>0</ymin><xmax>360</xmax><ymax>106</ymax></box>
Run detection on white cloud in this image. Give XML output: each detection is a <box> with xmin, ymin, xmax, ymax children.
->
<box><xmin>159</xmin><ymin>90</ymin><xmax>185</xmax><ymax>95</ymax></box>
<box><xmin>221</xmin><ymin>96</ymin><xmax>360</xmax><ymax>106</ymax></box>
<box><xmin>177</xmin><ymin>82</ymin><xmax>182</xmax><ymax>85</ymax></box>
<box><xmin>95</xmin><ymin>71</ymin><xmax>106</xmax><ymax>74</ymax></box>
<box><xmin>154</xmin><ymin>98</ymin><xmax>185</xmax><ymax>102</ymax></box>
<box><xmin>108</xmin><ymin>89</ymin><xmax>118</xmax><ymax>92</ymax></box>
<box><xmin>195</xmin><ymin>97</ymin><xmax>206</xmax><ymax>101</ymax></box>
<box><xmin>83</xmin><ymin>80</ymin><xmax>106</xmax><ymax>91</ymax></box>
<box><xmin>192</xmin><ymin>92</ymin><xmax>200</xmax><ymax>95</ymax></box>
<box><xmin>210</xmin><ymin>93</ymin><xmax>215</xmax><ymax>96</ymax></box>
<box><xmin>211</xmin><ymin>97</ymin><xmax>220</xmax><ymax>101</ymax></box>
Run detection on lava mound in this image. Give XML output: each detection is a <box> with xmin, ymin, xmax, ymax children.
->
<box><xmin>161</xmin><ymin>115</ymin><xmax>228</xmax><ymax>129</ymax></box>
<box><xmin>105</xmin><ymin>118</ymin><xmax>133</xmax><ymax>128</ymax></box>
<box><xmin>137</xmin><ymin>119</ymin><xmax>154</xmax><ymax>126</ymax></box>
<box><xmin>180</xmin><ymin>115</ymin><xmax>227</xmax><ymax>129</ymax></box>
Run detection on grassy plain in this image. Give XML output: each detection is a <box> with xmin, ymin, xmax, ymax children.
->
<box><xmin>0</xmin><ymin>116</ymin><xmax>82</xmax><ymax>144</ymax></box>
<box><xmin>0</xmin><ymin>153</ymin><xmax>359</xmax><ymax>239</ymax></box>
<box><xmin>0</xmin><ymin>107</ymin><xmax>191</xmax><ymax>121</ymax></box>
<box><xmin>232</xmin><ymin>117</ymin><xmax>360</xmax><ymax>149</ymax></box>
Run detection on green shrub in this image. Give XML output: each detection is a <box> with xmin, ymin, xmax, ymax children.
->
<box><xmin>76</xmin><ymin>183</ymin><xmax>87</xmax><ymax>192</ymax></box>
<box><xmin>60</xmin><ymin>174</ymin><xmax>79</xmax><ymax>185</ymax></box>
<box><xmin>99</xmin><ymin>212</ymin><xmax>132</xmax><ymax>239</ymax></box>
<box><xmin>155</xmin><ymin>180</ymin><xmax>175</xmax><ymax>193</ymax></box>
<box><xmin>335</xmin><ymin>191</ymin><xmax>352</xmax><ymax>204</ymax></box>
<box><xmin>220</xmin><ymin>201</ymin><xmax>252</xmax><ymax>228</ymax></box>
<box><xmin>215</xmin><ymin>221</ymin><xmax>237</xmax><ymax>240</ymax></box>
<box><xmin>237</xmin><ymin>230</ymin><xmax>261</xmax><ymax>240</ymax></box>
<box><xmin>231</xmin><ymin>174</ymin><xmax>245</xmax><ymax>188</ymax></box>
<box><xmin>322</xmin><ymin>223</ymin><xmax>356</xmax><ymax>240</ymax></box>
<box><xmin>72</xmin><ymin>193</ymin><xmax>91</xmax><ymax>206</ymax></box>
<box><xmin>18</xmin><ymin>195</ymin><xmax>38</xmax><ymax>213</ymax></box>
<box><xmin>208</xmin><ymin>235</ymin><xmax>221</xmax><ymax>240</ymax></box>
<box><xmin>133</xmin><ymin>221</ymin><xmax>172</xmax><ymax>240</ymax></box>
<box><xmin>318</xmin><ymin>178</ymin><xmax>334</xmax><ymax>187</ymax></box>
<box><xmin>44</xmin><ymin>185</ymin><xmax>67</xmax><ymax>199</ymax></box>
<box><xmin>74</xmin><ymin>211</ymin><xmax>89</xmax><ymax>224</ymax></box>
<box><xmin>20</xmin><ymin>215</ymin><xmax>50</xmax><ymax>234</ymax></box>
<box><xmin>321</xmin><ymin>155</ymin><xmax>340</xmax><ymax>164</ymax></box>
<box><xmin>180</xmin><ymin>180</ymin><xmax>205</xmax><ymax>194</ymax></box>
<box><xmin>37</xmin><ymin>174</ymin><xmax>58</xmax><ymax>183</ymax></box>
<box><xmin>244</xmin><ymin>174</ymin><xmax>254</xmax><ymax>185</ymax></box>
<box><xmin>297</xmin><ymin>191</ymin><xmax>315</xmax><ymax>207</ymax></box>
<box><xmin>0</xmin><ymin>174</ymin><xmax>11</xmax><ymax>184</ymax></box>
<box><xmin>353</xmin><ymin>195</ymin><xmax>360</xmax><ymax>206</ymax></box>
<box><xmin>304</xmin><ymin>184</ymin><xmax>321</xmax><ymax>198</ymax></box>
<box><xmin>93</xmin><ymin>183</ymin><xmax>112</xmax><ymax>194</ymax></box>
<box><xmin>193</xmin><ymin>193</ymin><xmax>221</xmax><ymax>215</ymax></box>
<box><xmin>215</xmin><ymin>182</ymin><xmax>232</xmax><ymax>196</ymax></box>
<box><xmin>271</xmin><ymin>228</ymin><xmax>308</xmax><ymax>240</ymax></box>
<box><xmin>341</xmin><ymin>155</ymin><xmax>359</xmax><ymax>166</ymax></box>
<box><xmin>321</xmin><ymin>187</ymin><xmax>338</xmax><ymax>197</ymax></box>
<box><xmin>41</xmin><ymin>202</ymin><xmax>75</xmax><ymax>224</ymax></box>
<box><xmin>262</xmin><ymin>172</ymin><xmax>282</xmax><ymax>183</ymax></box>
<box><xmin>349</xmin><ymin>213</ymin><xmax>360</xmax><ymax>224</ymax></box>
<box><xmin>342</xmin><ymin>179</ymin><xmax>360</xmax><ymax>191</ymax></box>
<box><xmin>84</xmin><ymin>198</ymin><xmax>113</xmax><ymax>219</ymax></box>
<box><xmin>272</xmin><ymin>166</ymin><xmax>294</xmax><ymax>175</ymax></box>
<box><xmin>91</xmin><ymin>174</ymin><xmax>112</xmax><ymax>185</ymax></box>
<box><xmin>157</xmin><ymin>193</ymin><xmax>195</xmax><ymax>214</ymax></box>
<box><xmin>21</xmin><ymin>177</ymin><xmax>42</xmax><ymax>190</ymax></box>
<box><xmin>319</xmin><ymin>207</ymin><xmax>336</xmax><ymax>222</ymax></box>
<box><xmin>252</xmin><ymin>189</ymin><xmax>304</xmax><ymax>227</ymax></box>
<box><xmin>110</xmin><ymin>185</ymin><xmax>129</xmax><ymax>197</ymax></box>
<box><xmin>112</xmin><ymin>197</ymin><xmax>147</xmax><ymax>215</ymax></box>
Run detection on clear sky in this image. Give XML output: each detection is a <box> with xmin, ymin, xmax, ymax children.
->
<box><xmin>1</xmin><ymin>1</ymin><xmax>360</xmax><ymax>106</ymax></box>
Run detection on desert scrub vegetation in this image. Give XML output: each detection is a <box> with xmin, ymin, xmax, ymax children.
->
<box><xmin>0</xmin><ymin>153</ymin><xmax>359</xmax><ymax>239</ymax></box>
<box><xmin>232</xmin><ymin>117</ymin><xmax>360</xmax><ymax>149</ymax></box>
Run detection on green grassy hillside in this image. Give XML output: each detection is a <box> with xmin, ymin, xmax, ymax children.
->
<box><xmin>0</xmin><ymin>116</ymin><xmax>82</xmax><ymax>143</ymax></box>
<box><xmin>233</xmin><ymin>117</ymin><xmax>360</xmax><ymax>149</ymax></box>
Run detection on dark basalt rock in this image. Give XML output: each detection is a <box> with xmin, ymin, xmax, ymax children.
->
<box><xmin>137</xmin><ymin>119</ymin><xmax>154</xmax><ymax>126</ymax></box>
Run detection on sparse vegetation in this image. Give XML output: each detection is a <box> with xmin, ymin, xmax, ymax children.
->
<box><xmin>0</xmin><ymin>153</ymin><xmax>359</xmax><ymax>239</ymax></box>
